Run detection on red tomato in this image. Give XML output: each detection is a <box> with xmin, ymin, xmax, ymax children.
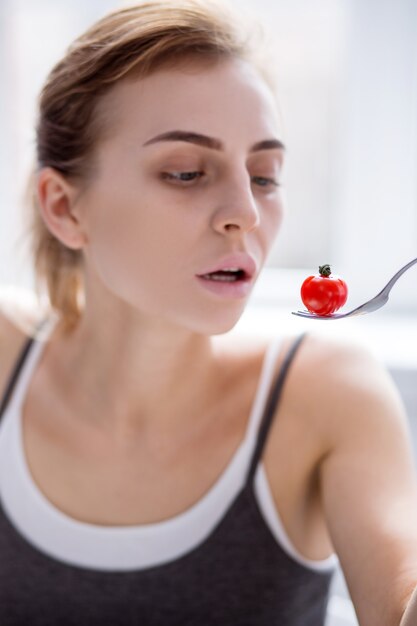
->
<box><xmin>301</xmin><ymin>264</ymin><xmax>348</xmax><ymax>315</ymax></box>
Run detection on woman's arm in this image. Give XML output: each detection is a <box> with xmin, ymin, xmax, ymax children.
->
<box><xmin>311</xmin><ymin>337</ymin><xmax>417</xmax><ymax>626</ymax></box>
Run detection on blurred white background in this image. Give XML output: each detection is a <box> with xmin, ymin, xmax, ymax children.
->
<box><xmin>0</xmin><ymin>0</ymin><xmax>416</xmax><ymax>314</ymax></box>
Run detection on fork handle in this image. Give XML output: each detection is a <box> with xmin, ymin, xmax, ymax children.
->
<box><xmin>382</xmin><ymin>257</ymin><xmax>417</xmax><ymax>294</ymax></box>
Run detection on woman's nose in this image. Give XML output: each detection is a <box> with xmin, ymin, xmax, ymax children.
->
<box><xmin>210</xmin><ymin>175</ymin><xmax>260</xmax><ymax>235</ymax></box>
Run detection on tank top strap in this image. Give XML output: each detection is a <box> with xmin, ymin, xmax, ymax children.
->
<box><xmin>0</xmin><ymin>317</ymin><xmax>50</xmax><ymax>422</ymax></box>
<box><xmin>245</xmin><ymin>333</ymin><xmax>307</xmax><ymax>485</ymax></box>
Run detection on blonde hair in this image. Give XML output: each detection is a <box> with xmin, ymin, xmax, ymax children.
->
<box><xmin>29</xmin><ymin>0</ymin><xmax>271</xmax><ymax>333</ymax></box>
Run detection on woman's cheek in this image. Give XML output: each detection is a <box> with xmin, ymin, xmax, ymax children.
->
<box><xmin>264</xmin><ymin>192</ymin><xmax>284</xmax><ymax>236</ymax></box>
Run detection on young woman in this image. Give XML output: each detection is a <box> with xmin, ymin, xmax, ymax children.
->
<box><xmin>0</xmin><ymin>1</ymin><xmax>416</xmax><ymax>624</ymax></box>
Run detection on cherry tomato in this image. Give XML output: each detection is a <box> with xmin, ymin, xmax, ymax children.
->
<box><xmin>301</xmin><ymin>264</ymin><xmax>348</xmax><ymax>315</ymax></box>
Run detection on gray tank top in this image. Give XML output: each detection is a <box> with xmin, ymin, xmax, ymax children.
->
<box><xmin>0</xmin><ymin>326</ymin><xmax>333</xmax><ymax>625</ymax></box>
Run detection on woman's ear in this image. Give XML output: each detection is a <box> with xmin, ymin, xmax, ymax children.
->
<box><xmin>36</xmin><ymin>167</ymin><xmax>88</xmax><ymax>250</ymax></box>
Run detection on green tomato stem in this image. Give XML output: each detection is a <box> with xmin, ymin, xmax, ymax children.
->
<box><xmin>318</xmin><ymin>264</ymin><xmax>332</xmax><ymax>277</ymax></box>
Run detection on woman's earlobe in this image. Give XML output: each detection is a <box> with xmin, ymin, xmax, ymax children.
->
<box><xmin>36</xmin><ymin>167</ymin><xmax>87</xmax><ymax>250</ymax></box>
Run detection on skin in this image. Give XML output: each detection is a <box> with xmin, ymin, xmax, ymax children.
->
<box><xmin>37</xmin><ymin>58</ymin><xmax>284</xmax><ymax>430</ymax></box>
<box><xmin>1</xmin><ymin>57</ymin><xmax>416</xmax><ymax>625</ymax></box>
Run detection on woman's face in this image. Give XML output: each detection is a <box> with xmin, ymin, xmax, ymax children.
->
<box><xmin>76</xmin><ymin>58</ymin><xmax>285</xmax><ymax>334</ymax></box>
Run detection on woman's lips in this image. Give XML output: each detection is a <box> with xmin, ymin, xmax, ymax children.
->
<box><xmin>195</xmin><ymin>274</ymin><xmax>254</xmax><ymax>299</ymax></box>
<box><xmin>198</xmin><ymin>252</ymin><xmax>257</xmax><ymax>279</ymax></box>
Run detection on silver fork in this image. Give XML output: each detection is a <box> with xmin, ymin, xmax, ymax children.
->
<box><xmin>292</xmin><ymin>257</ymin><xmax>417</xmax><ymax>320</ymax></box>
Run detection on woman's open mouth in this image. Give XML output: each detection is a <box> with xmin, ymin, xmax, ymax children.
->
<box><xmin>200</xmin><ymin>268</ymin><xmax>246</xmax><ymax>282</ymax></box>
<box><xmin>196</xmin><ymin>269</ymin><xmax>254</xmax><ymax>298</ymax></box>
<box><xmin>196</xmin><ymin>253</ymin><xmax>257</xmax><ymax>298</ymax></box>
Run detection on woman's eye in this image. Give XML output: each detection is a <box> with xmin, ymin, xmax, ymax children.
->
<box><xmin>251</xmin><ymin>176</ymin><xmax>280</xmax><ymax>189</ymax></box>
<box><xmin>161</xmin><ymin>171</ymin><xmax>205</xmax><ymax>184</ymax></box>
<box><xmin>160</xmin><ymin>171</ymin><xmax>280</xmax><ymax>189</ymax></box>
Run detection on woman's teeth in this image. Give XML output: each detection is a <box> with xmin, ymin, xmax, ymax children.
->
<box><xmin>201</xmin><ymin>269</ymin><xmax>244</xmax><ymax>282</ymax></box>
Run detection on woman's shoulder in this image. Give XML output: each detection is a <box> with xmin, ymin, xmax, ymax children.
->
<box><xmin>221</xmin><ymin>329</ymin><xmax>400</xmax><ymax>439</ymax></box>
<box><xmin>280</xmin><ymin>330</ymin><xmax>407</xmax><ymax>447</ymax></box>
<box><xmin>226</xmin><ymin>330</ymin><xmax>387</xmax><ymax>412</ymax></box>
<box><xmin>214</xmin><ymin>328</ymin><xmax>383</xmax><ymax>380</ymax></box>
<box><xmin>0</xmin><ymin>286</ymin><xmax>50</xmax><ymax>397</ymax></box>
<box><xmin>293</xmin><ymin>330</ymin><xmax>392</xmax><ymax>391</ymax></box>
<box><xmin>0</xmin><ymin>285</ymin><xmax>48</xmax><ymax>336</ymax></box>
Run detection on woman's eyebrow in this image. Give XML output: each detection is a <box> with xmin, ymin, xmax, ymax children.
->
<box><xmin>142</xmin><ymin>130</ymin><xmax>285</xmax><ymax>152</ymax></box>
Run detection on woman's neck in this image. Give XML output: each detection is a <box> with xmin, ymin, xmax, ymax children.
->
<box><xmin>49</xmin><ymin>310</ymin><xmax>221</xmax><ymax>437</ymax></box>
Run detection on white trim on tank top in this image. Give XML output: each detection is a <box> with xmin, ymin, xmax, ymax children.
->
<box><xmin>0</xmin><ymin>316</ymin><xmax>337</xmax><ymax>573</ymax></box>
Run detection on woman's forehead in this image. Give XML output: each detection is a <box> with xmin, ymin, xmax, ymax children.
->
<box><xmin>98</xmin><ymin>59</ymin><xmax>282</xmax><ymax>148</ymax></box>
